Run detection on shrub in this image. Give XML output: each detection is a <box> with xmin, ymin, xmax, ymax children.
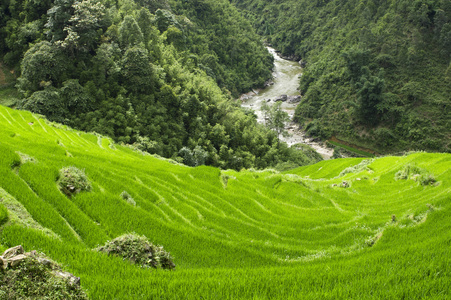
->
<box><xmin>339</xmin><ymin>159</ymin><xmax>373</xmax><ymax>177</ymax></box>
<box><xmin>0</xmin><ymin>249</ymin><xmax>88</xmax><ymax>300</ymax></box>
<box><xmin>57</xmin><ymin>167</ymin><xmax>92</xmax><ymax>197</ymax></box>
<box><xmin>120</xmin><ymin>191</ymin><xmax>136</xmax><ymax>206</ymax></box>
<box><xmin>96</xmin><ymin>233</ymin><xmax>175</xmax><ymax>270</ymax></box>
<box><xmin>395</xmin><ymin>164</ymin><xmax>436</xmax><ymax>186</ymax></box>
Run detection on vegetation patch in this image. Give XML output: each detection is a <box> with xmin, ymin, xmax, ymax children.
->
<box><xmin>0</xmin><ymin>245</ymin><xmax>87</xmax><ymax>300</ymax></box>
<box><xmin>16</xmin><ymin>152</ymin><xmax>37</xmax><ymax>164</ymax></box>
<box><xmin>120</xmin><ymin>191</ymin><xmax>136</xmax><ymax>206</ymax></box>
<box><xmin>339</xmin><ymin>159</ymin><xmax>374</xmax><ymax>177</ymax></box>
<box><xmin>96</xmin><ymin>234</ymin><xmax>175</xmax><ymax>270</ymax></box>
<box><xmin>395</xmin><ymin>164</ymin><xmax>437</xmax><ymax>186</ymax></box>
<box><xmin>57</xmin><ymin>167</ymin><xmax>92</xmax><ymax>197</ymax></box>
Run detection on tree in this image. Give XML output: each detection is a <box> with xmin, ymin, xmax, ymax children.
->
<box><xmin>17</xmin><ymin>88</ymin><xmax>67</xmax><ymax>123</ymax></box>
<box><xmin>120</xmin><ymin>46</ymin><xmax>155</xmax><ymax>94</ymax></box>
<box><xmin>45</xmin><ymin>0</ymin><xmax>75</xmax><ymax>42</ymax></box>
<box><xmin>17</xmin><ymin>41</ymin><xmax>69</xmax><ymax>96</ymax></box>
<box><xmin>178</xmin><ymin>146</ymin><xmax>208</xmax><ymax>166</ymax></box>
<box><xmin>357</xmin><ymin>74</ymin><xmax>385</xmax><ymax>126</ymax></box>
<box><xmin>266</xmin><ymin>101</ymin><xmax>290</xmax><ymax>144</ymax></box>
<box><xmin>119</xmin><ymin>15</ymin><xmax>144</xmax><ymax>48</ymax></box>
<box><xmin>155</xmin><ymin>9</ymin><xmax>177</xmax><ymax>33</ymax></box>
<box><xmin>57</xmin><ymin>0</ymin><xmax>106</xmax><ymax>53</ymax></box>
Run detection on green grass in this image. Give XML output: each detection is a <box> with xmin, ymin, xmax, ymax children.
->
<box><xmin>0</xmin><ymin>104</ymin><xmax>450</xmax><ymax>299</ymax></box>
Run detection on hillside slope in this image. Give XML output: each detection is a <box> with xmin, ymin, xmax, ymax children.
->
<box><xmin>0</xmin><ymin>104</ymin><xmax>450</xmax><ymax>299</ymax></box>
<box><xmin>232</xmin><ymin>0</ymin><xmax>451</xmax><ymax>153</ymax></box>
<box><xmin>1</xmin><ymin>0</ymin><xmax>310</xmax><ymax>170</ymax></box>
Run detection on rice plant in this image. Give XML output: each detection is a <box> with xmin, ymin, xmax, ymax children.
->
<box><xmin>0</xmin><ymin>105</ymin><xmax>449</xmax><ymax>299</ymax></box>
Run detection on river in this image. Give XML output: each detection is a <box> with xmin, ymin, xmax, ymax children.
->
<box><xmin>241</xmin><ymin>48</ymin><xmax>333</xmax><ymax>159</ymax></box>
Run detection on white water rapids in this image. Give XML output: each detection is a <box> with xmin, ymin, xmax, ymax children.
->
<box><xmin>241</xmin><ymin>48</ymin><xmax>333</xmax><ymax>159</ymax></box>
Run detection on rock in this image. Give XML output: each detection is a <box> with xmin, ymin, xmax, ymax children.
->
<box><xmin>266</xmin><ymin>99</ymin><xmax>271</xmax><ymax>102</ymax></box>
<box><xmin>356</xmin><ymin>178</ymin><xmax>361</xmax><ymax>181</ymax></box>
<box><xmin>274</xmin><ymin>95</ymin><xmax>288</xmax><ymax>102</ymax></box>
<box><xmin>0</xmin><ymin>256</ymin><xmax>5</xmax><ymax>270</ymax></box>
<box><xmin>341</xmin><ymin>181</ymin><xmax>349</xmax><ymax>188</ymax></box>
<box><xmin>8</xmin><ymin>254</ymin><xmax>27</xmax><ymax>268</ymax></box>
<box><xmin>3</xmin><ymin>245</ymin><xmax>24</xmax><ymax>259</ymax></box>
<box><xmin>54</xmin><ymin>271</ymin><xmax>81</xmax><ymax>286</ymax></box>
<box><xmin>240</xmin><ymin>95</ymin><xmax>250</xmax><ymax>101</ymax></box>
<box><xmin>264</xmin><ymin>80</ymin><xmax>274</xmax><ymax>87</ymax></box>
<box><xmin>287</xmin><ymin>95</ymin><xmax>302</xmax><ymax>103</ymax></box>
<box><xmin>25</xmin><ymin>250</ymin><xmax>37</xmax><ymax>257</ymax></box>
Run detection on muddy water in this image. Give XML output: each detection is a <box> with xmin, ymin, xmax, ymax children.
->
<box><xmin>241</xmin><ymin>48</ymin><xmax>333</xmax><ymax>159</ymax></box>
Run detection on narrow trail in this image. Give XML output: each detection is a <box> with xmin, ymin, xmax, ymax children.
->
<box><xmin>241</xmin><ymin>48</ymin><xmax>333</xmax><ymax>159</ymax></box>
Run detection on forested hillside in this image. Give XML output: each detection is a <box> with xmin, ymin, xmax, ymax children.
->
<box><xmin>232</xmin><ymin>0</ymin><xmax>451</xmax><ymax>153</ymax></box>
<box><xmin>0</xmin><ymin>0</ymin><xmax>322</xmax><ymax>170</ymax></box>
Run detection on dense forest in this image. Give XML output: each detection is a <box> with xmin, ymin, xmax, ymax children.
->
<box><xmin>0</xmin><ymin>0</ymin><xmax>322</xmax><ymax>170</ymax></box>
<box><xmin>232</xmin><ymin>0</ymin><xmax>451</xmax><ymax>153</ymax></box>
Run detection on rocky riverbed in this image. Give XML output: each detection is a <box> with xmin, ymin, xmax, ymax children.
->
<box><xmin>241</xmin><ymin>48</ymin><xmax>333</xmax><ymax>159</ymax></box>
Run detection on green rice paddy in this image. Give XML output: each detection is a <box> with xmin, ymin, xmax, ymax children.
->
<box><xmin>0</xmin><ymin>104</ymin><xmax>450</xmax><ymax>299</ymax></box>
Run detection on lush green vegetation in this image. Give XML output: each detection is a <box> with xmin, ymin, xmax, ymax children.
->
<box><xmin>0</xmin><ymin>105</ymin><xmax>450</xmax><ymax>298</ymax></box>
<box><xmin>0</xmin><ymin>249</ymin><xmax>88</xmax><ymax>300</ymax></box>
<box><xmin>0</xmin><ymin>0</ymin><xmax>322</xmax><ymax>170</ymax></box>
<box><xmin>232</xmin><ymin>0</ymin><xmax>451</xmax><ymax>153</ymax></box>
<box><xmin>96</xmin><ymin>233</ymin><xmax>175</xmax><ymax>270</ymax></box>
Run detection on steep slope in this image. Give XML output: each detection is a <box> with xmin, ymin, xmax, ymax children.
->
<box><xmin>232</xmin><ymin>0</ymin><xmax>451</xmax><ymax>153</ymax></box>
<box><xmin>0</xmin><ymin>104</ymin><xmax>450</xmax><ymax>299</ymax></box>
<box><xmin>1</xmin><ymin>0</ymin><xmax>307</xmax><ymax>170</ymax></box>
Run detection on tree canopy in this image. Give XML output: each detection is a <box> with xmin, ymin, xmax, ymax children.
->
<box><xmin>0</xmin><ymin>0</ymin><xmax>322</xmax><ymax>170</ymax></box>
<box><xmin>232</xmin><ymin>0</ymin><xmax>451</xmax><ymax>153</ymax></box>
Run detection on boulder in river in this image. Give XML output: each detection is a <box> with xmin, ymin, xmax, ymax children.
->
<box><xmin>274</xmin><ymin>95</ymin><xmax>288</xmax><ymax>102</ymax></box>
<box><xmin>287</xmin><ymin>95</ymin><xmax>302</xmax><ymax>103</ymax></box>
<box><xmin>264</xmin><ymin>80</ymin><xmax>274</xmax><ymax>87</ymax></box>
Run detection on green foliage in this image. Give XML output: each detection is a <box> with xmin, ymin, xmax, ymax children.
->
<box><xmin>178</xmin><ymin>146</ymin><xmax>208</xmax><ymax>167</ymax></box>
<box><xmin>262</xmin><ymin>101</ymin><xmax>290</xmax><ymax>142</ymax></box>
<box><xmin>395</xmin><ymin>163</ymin><xmax>437</xmax><ymax>186</ymax></box>
<box><xmin>0</xmin><ymin>250</ymin><xmax>87</xmax><ymax>300</ymax></box>
<box><xmin>16</xmin><ymin>41</ymin><xmax>70</xmax><ymax>97</ymax></box>
<box><xmin>57</xmin><ymin>166</ymin><xmax>92</xmax><ymax>197</ymax></box>
<box><xmin>96</xmin><ymin>233</ymin><xmax>175</xmax><ymax>270</ymax></box>
<box><xmin>357</xmin><ymin>73</ymin><xmax>385</xmax><ymax>126</ymax></box>
<box><xmin>120</xmin><ymin>191</ymin><xmax>136</xmax><ymax>206</ymax></box>
<box><xmin>0</xmin><ymin>0</ymin><xmax>318</xmax><ymax>170</ymax></box>
<box><xmin>119</xmin><ymin>15</ymin><xmax>144</xmax><ymax>48</ymax></box>
<box><xmin>339</xmin><ymin>159</ymin><xmax>373</xmax><ymax>177</ymax></box>
<box><xmin>233</xmin><ymin>0</ymin><xmax>451</xmax><ymax>153</ymax></box>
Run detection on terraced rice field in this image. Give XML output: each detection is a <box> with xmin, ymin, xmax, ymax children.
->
<box><xmin>0</xmin><ymin>104</ymin><xmax>450</xmax><ymax>299</ymax></box>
